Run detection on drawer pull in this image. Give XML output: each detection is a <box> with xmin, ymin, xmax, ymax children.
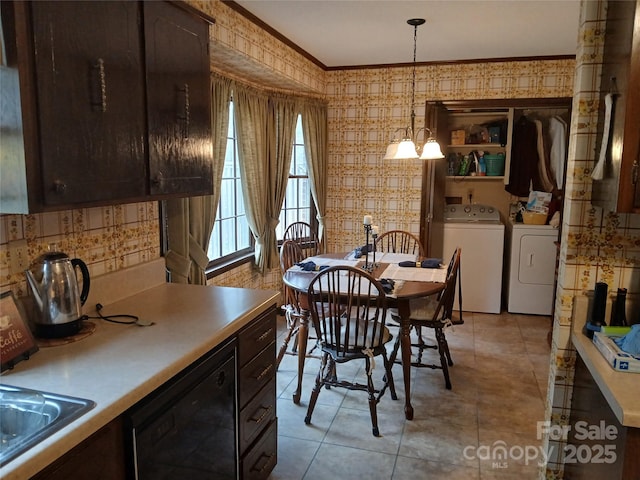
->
<box><xmin>249</xmin><ymin>404</ymin><xmax>272</xmax><ymax>424</ymax></box>
<box><xmin>255</xmin><ymin>363</ymin><xmax>274</xmax><ymax>381</ymax></box>
<box><xmin>251</xmin><ymin>452</ymin><xmax>275</xmax><ymax>474</ymax></box>
<box><xmin>256</xmin><ymin>327</ymin><xmax>274</xmax><ymax>343</ymax></box>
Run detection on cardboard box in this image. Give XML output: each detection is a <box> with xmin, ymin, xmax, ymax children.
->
<box><xmin>593</xmin><ymin>330</ymin><xmax>640</xmax><ymax>373</ymax></box>
<box><xmin>450</xmin><ymin>130</ymin><xmax>466</xmax><ymax>145</ymax></box>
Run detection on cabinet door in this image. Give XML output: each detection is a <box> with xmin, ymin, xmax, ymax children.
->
<box><xmin>31</xmin><ymin>1</ymin><xmax>147</xmax><ymax>207</ymax></box>
<box><xmin>592</xmin><ymin>0</ymin><xmax>640</xmax><ymax>212</ymax></box>
<box><xmin>144</xmin><ymin>2</ymin><xmax>213</xmax><ymax>197</ymax></box>
<box><xmin>422</xmin><ymin>101</ymin><xmax>448</xmax><ymax>259</ymax></box>
<box><xmin>624</xmin><ymin>1</ymin><xmax>640</xmax><ymax>209</ymax></box>
<box><xmin>31</xmin><ymin>417</ymin><xmax>126</xmax><ymax>480</ymax></box>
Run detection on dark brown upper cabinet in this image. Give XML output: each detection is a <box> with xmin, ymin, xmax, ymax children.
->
<box><xmin>144</xmin><ymin>2</ymin><xmax>213</xmax><ymax>197</ymax></box>
<box><xmin>592</xmin><ymin>0</ymin><xmax>640</xmax><ymax>213</ymax></box>
<box><xmin>0</xmin><ymin>1</ymin><xmax>213</xmax><ymax>214</ymax></box>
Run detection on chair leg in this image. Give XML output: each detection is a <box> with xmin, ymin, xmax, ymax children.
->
<box><xmin>388</xmin><ymin>334</ymin><xmax>401</xmax><ymax>365</ymax></box>
<box><xmin>435</xmin><ymin>327</ymin><xmax>452</xmax><ymax>390</ymax></box>
<box><xmin>442</xmin><ymin>332</ymin><xmax>454</xmax><ymax>367</ymax></box>
<box><xmin>305</xmin><ymin>352</ymin><xmax>328</xmax><ymax>425</ymax></box>
<box><xmin>382</xmin><ymin>351</ymin><xmax>398</xmax><ymax>401</ymax></box>
<box><xmin>415</xmin><ymin>326</ymin><xmax>427</xmax><ymax>364</ymax></box>
<box><xmin>276</xmin><ymin>314</ymin><xmax>299</xmax><ymax>369</ymax></box>
<box><xmin>365</xmin><ymin>357</ymin><xmax>380</xmax><ymax>437</ymax></box>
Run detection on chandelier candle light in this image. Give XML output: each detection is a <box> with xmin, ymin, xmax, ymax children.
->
<box><xmin>384</xmin><ymin>18</ymin><xmax>444</xmax><ymax>161</ymax></box>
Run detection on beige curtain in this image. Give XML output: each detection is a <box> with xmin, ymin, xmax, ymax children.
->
<box><xmin>165</xmin><ymin>75</ymin><xmax>231</xmax><ymax>284</ymax></box>
<box><xmin>233</xmin><ymin>84</ymin><xmax>271</xmax><ymax>272</ymax></box>
<box><xmin>301</xmin><ymin>99</ymin><xmax>329</xmax><ymax>247</ymax></box>
<box><xmin>264</xmin><ymin>95</ymin><xmax>298</xmax><ymax>268</ymax></box>
<box><xmin>234</xmin><ymin>86</ymin><xmax>298</xmax><ymax>271</ymax></box>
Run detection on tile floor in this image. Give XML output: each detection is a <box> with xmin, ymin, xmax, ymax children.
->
<box><xmin>268</xmin><ymin>310</ymin><xmax>551</xmax><ymax>480</ymax></box>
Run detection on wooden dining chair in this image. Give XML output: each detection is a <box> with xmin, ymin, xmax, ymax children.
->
<box><xmin>283</xmin><ymin>221</ymin><xmax>321</xmax><ymax>257</ymax></box>
<box><xmin>277</xmin><ymin>240</ymin><xmax>314</xmax><ymax>368</ymax></box>
<box><xmin>375</xmin><ymin>229</ymin><xmax>425</xmax><ymax>257</ymax></box>
<box><xmin>376</xmin><ymin>230</ymin><xmax>426</xmax><ymax>323</ymax></box>
<box><xmin>389</xmin><ymin>247</ymin><xmax>462</xmax><ymax>390</ymax></box>
<box><xmin>304</xmin><ymin>266</ymin><xmax>397</xmax><ymax>437</ymax></box>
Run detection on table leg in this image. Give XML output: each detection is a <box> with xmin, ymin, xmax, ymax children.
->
<box><xmin>398</xmin><ymin>300</ymin><xmax>414</xmax><ymax>420</ymax></box>
<box><xmin>292</xmin><ymin>311</ymin><xmax>309</xmax><ymax>404</ymax></box>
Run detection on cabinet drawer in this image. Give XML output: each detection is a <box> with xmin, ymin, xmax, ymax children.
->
<box><xmin>238</xmin><ymin>309</ymin><xmax>276</xmax><ymax>368</ymax></box>
<box><xmin>241</xmin><ymin>419</ymin><xmax>277</xmax><ymax>480</ymax></box>
<box><xmin>239</xmin><ymin>342</ymin><xmax>275</xmax><ymax>408</ymax></box>
<box><xmin>240</xmin><ymin>381</ymin><xmax>276</xmax><ymax>454</ymax></box>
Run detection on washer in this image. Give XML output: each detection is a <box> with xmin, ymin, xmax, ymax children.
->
<box><xmin>443</xmin><ymin>204</ymin><xmax>505</xmax><ymax>314</ymax></box>
<box><xmin>505</xmin><ymin>220</ymin><xmax>559</xmax><ymax>315</ymax></box>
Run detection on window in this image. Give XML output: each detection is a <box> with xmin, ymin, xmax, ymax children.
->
<box><xmin>207</xmin><ymin>101</ymin><xmax>252</xmax><ymax>264</ymax></box>
<box><xmin>207</xmin><ymin>109</ymin><xmax>314</xmax><ymax>271</ymax></box>
<box><xmin>276</xmin><ymin>115</ymin><xmax>314</xmax><ymax>241</ymax></box>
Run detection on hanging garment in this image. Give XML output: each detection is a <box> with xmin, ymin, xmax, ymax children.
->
<box><xmin>548</xmin><ymin>115</ymin><xmax>567</xmax><ymax>188</ymax></box>
<box><xmin>534</xmin><ymin>119</ymin><xmax>555</xmax><ymax>192</ymax></box>
<box><xmin>507</xmin><ymin>116</ymin><xmax>542</xmax><ymax>197</ymax></box>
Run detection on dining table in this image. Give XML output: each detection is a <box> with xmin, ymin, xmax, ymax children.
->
<box><xmin>282</xmin><ymin>252</ymin><xmax>446</xmax><ymax>421</ymax></box>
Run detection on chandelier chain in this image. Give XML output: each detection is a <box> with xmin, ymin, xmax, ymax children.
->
<box><xmin>410</xmin><ymin>22</ymin><xmax>419</xmax><ymax>135</ymax></box>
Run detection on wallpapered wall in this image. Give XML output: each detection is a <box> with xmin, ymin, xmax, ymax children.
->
<box><xmin>322</xmin><ymin>61</ymin><xmax>575</xmax><ymax>254</ymax></box>
<box><xmin>0</xmin><ymin>2</ymin><xmax>637</xmax><ymax>477</ymax></box>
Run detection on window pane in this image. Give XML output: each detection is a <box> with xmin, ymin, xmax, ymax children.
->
<box><xmin>208</xmin><ymin>99</ymin><xmax>252</xmax><ymax>263</ymax></box>
<box><xmin>277</xmin><ymin>114</ymin><xmax>314</xmax><ymax>242</ymax></box>
<box><xmin>219</xmin><ymin>179</ymin><xmax>234</xmax><ymax>218</ymax></box>
<box><xmin>294</xmin><ymin>146</ymin><xmax>307</xmax><ymax>174</ymax></box>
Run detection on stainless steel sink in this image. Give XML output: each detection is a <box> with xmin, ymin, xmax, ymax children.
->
<box><xmin>0</xmin><ymin>384</ymin><xmax>95</xmax><ymax>466</ymax></box>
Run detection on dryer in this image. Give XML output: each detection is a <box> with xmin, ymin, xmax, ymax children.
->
<box><xmin>505</xmin><ymin>221</ymin><xmax>559</xmax><ymax>315</ymax></box>
<box><xmin>443</xmin><ymin>204</ymin><xmax>505</xmax><ymax>314</ymax></box>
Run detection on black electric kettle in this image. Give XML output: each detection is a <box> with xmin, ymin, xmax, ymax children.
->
<box><xmin>25</xmin><ymin>251</ymin><xmax>90</xmax><ymax>338</ymax></box>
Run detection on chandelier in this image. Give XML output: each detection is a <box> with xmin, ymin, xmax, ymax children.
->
<box><xmin>384</xmin><ymin>18</ymin><xmax>444</xmax><ymax>161</ymax></box>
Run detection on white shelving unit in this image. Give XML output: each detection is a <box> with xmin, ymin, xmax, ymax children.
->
<box><xmin>444</xmin><ymin>108</ymin><xmax>515</xmax><ymax>184</ymax></box>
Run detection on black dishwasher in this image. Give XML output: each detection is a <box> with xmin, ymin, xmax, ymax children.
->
<box><xmin>124</xmin><ymin>339</ymin><xmax>237</xmax><ymax>480</ymax></box>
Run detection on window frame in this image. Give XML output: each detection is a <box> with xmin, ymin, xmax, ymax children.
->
<box><xmin>205</xmin><ymin>109</ymin><xmax>318</xmax><ymax>279</ymax></box>
<box><xmin>276</xmin><ymin>115</ymin><xmax>318</xmax><ymax>246</ymax></box>
<box><xmin>206</xmin><ymin>100</ymin><xmax>253</xmax><ymax>277</ymax></box>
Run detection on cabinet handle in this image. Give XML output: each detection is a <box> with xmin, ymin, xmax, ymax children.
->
<box><xmin>528</xmin><ymin>253</ymin><xmax>534</xmax><ymax>267</ymax></box>
<box><xmin>177</xmin><ymin>83</ymin><xmax>190</xmax><ymax>139</ymax></box>
<box><xmin>52</xmin><ymin>181</ymin><xmax>67</xmax><ymax>194</ymax></box>
<box><xmin>255</xmin><ymin>363</ymin><xmax>274</xmax><ymax>381</ymax></box>
<box><xmin>256</xmin><ymin>327</ymin><xmax>274</xmax><ymax>343</ymax></box>
<box><xmin>91</xmin><ymin>58</ymin><xmax>107</xmax><ymax>112</ymax></box>
<box><xmin>249</xmin><ymin>404</ymin><xmax>272</xmax><ymax>424</ymax></box>
<box><xmin>152</xmin><ymin>172</ymin><xmax>164</xmax><ymax>187</ymax></box>
<box><xmin>250</xmin><ymin>452</ymin><xmax>275</xmax><ymax>474</ymax></box>
<box><xmin>632</xmin><ymin>160</ymin><xmax>638</xmax><ymax>186</ymax></box>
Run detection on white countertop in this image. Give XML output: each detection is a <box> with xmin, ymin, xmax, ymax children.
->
<box><xmin>571</xmin><ymin>297</ymin><xmax>640</xmax><ymax>428</ymax></box>
<box><xmin>0</xmin><ymin>269</ymin><xmax>279</xmax><ymax>480</ymax></box>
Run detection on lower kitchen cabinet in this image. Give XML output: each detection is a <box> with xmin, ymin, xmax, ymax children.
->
<box><xmin>241</xmin><ymin>421</ymin><xmax>278</xmax><ymax>480</ymax></box>
<box><xmin>31</xmin><ymin>417</ymin><xmax>126</xmax><ymax>480</ymax></box>
<box><xmin>238</xmin><ymin>307</ymin><xmax>278</xmax><ymax>480</ymax></box>
<box><xmin>564</xmin><ymin>355</ymin><xmax>640</xmax><ymax>479</ymax></box>
<box><xmin>29</xmin><ymin>305</ymin><xmax>278</xmax><ymax>480</ymax></box>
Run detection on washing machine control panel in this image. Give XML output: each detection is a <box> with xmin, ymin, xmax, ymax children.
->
<box><xmin>444</xmin><ymin>204</ymin><xmax>500</xmax><ymax>223</ymax></box>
